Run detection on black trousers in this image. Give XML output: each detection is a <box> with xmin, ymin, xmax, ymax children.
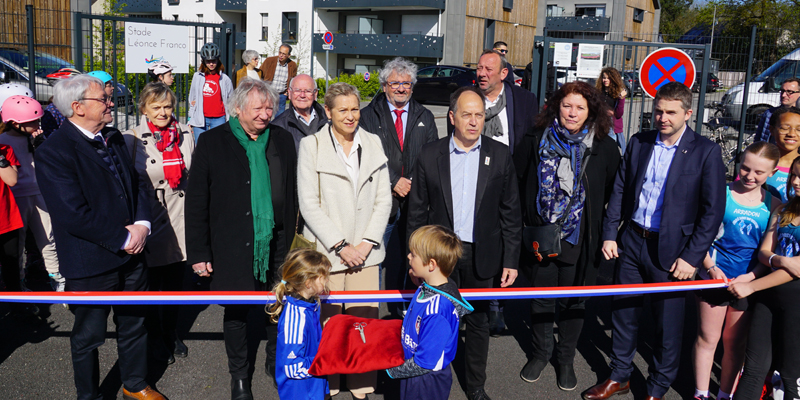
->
<box><xmin>66</xmin><ymin>257</ymin><xmax>149</xmax><ymax>400</ymax></box>
<box><xmin>0</xmin><ymin>229</ymin><xmax>20</xmax><ymax>291</ymax></box>
<box><xmin>449</xmin><ymin>243</ymin><xmax>494</xmax><ymax>392</ymax></box>
<box><xmin>144</xmin><ymin>261</ymin><xmax>186</xmax><ymax>345</ymax></box>
<box><xmin>735</xmin><ymin>280</ymin><xmax>800</xmax><ymax>400</ymax></box>
<box><xmin>524</xmin><ymin>257</ymin><xmax>585</xmax><ymax>365</ymax></box>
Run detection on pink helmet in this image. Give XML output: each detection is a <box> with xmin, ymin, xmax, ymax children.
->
<box><xmin>1</xmin><ymin>95</ymin><xmax>43</xmax><ymax>124</ymax></box>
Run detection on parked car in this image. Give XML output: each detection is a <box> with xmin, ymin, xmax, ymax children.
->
<box><xmin>719</xmin><ymin>47</ymin><xmax>800</xmax><ymax>125</ymax></box>
<box><xmin>412</xmin><ymin>65</ymin><xmax>477</xmax><ymax>105</ymax></box>
<box><xmin>692</xmin><ymin>72</ymin><xmax>721</xmax><ymax>93</ymax></box>
<box><xmin>622</xmin><ymin>71</ymin><xmax>642</xmax><ymax>97</ymax></box>
<box><xmin>0</xmin><ymin>48</ymin><xmax>134</xmax><ymax>113</ymax></box>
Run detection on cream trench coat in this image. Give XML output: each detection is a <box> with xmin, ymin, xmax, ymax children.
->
<box><xmin>123</xmin><ymin>116</ymin><xmax>195</xmax><ymax>267</ymax></box>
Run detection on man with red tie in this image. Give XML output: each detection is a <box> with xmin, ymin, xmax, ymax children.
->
<box><xmin>359</xmin><ymin>57</ymin><xmax>438</xmax><ymax>307</ymax></box>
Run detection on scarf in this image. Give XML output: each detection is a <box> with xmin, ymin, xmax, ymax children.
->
<box><xmin>229</xmin><ymin>117</ymin><xmax>275</xmax><ymax>283</ymax></box>
<box><xmin>536</xmin><ymin>118</ymin><xmax>591</xmax><ymax>245</ymax></box>
<box><xmin>483</xmin><ymin>88</ymin><xmax>507</xmax><ymax>138</ymax></box>
<box><xmin>147</xmin><ymin>117</ymin><xmax>186</xmax><ymax>189</ymax></box>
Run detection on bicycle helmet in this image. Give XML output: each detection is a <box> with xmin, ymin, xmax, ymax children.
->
<box><xmin>200</xmin><ymin>43</ymin><xmax>220</xmax><ymax>61</ymax></box>
<box><xmin>1</xmin><ymin>95</ymin><xmax>43</xmax><ymax>124</ymax></box>
<box><xmin>0</xmin><ymin>84</ymin><xmax>34</xmax><ymax>111</ymax></box>
<box><xmin>147</xmin><ymin>61</ymin><xmax>173</xmax><ymax>76</ymax></box>
<box><xmin>87</xmin><ymin>70</ymin><xmax>113</xmax><ymax>83</ymax></box>
<box><xmin>46</xmin><ymin>68</ymin><xmax>82</xmax><ymax>81</ymax></box>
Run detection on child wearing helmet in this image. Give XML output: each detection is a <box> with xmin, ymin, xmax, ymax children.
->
<box><xmin>0</xmin><ymin>95</ymin><xmax>64</xmax><ymax>293</ymax></box>
<box><xmin>87</xmin><ymin>70</ymin><xmax>115</xmax><ymax>98</ymax></box>
<box><xmin>148</xmin><ymin>61</ymin><xmax>174</xmax><ymax>86</ymax></box>
<box><xmin>187</xmin><ymin>42</ymin><xmax>232</xmax><ymax>143</ymax></box>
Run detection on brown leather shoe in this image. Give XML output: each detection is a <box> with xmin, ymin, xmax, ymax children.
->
<box><xmin>122</xmin><ymin>385</ymin><xmax>166</xmax><ymax>400</ymax></box>
<box><xmin>582</xmin><ymin>379</ymin><xmax>630</xmax><ymax>400</ymax></box>
<box><xmin>644</xmin><ymin>397</ymin><xmax>661</xmax><ymax>400</ymax></box>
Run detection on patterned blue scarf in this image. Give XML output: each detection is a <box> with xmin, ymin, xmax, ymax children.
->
<box><xmin>536</xmin><ymin>119</ymin><xmax>589</xmax><ymax>245</ymax></box>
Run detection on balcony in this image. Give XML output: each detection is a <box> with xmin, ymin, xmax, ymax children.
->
<box><xmin>120</xmin><ymin>0</ymin><xmax>161</xmax><ymax>14</ymax></box>
<box><xmin>546</xmin><ymin>16</ymin><xmax>611</xmax><ymax>32</ymax></box>
<box><xmin>313</xmin><ymin>33</ymin><xmax>443</xmax><ymax>59</ymax></box>
<box><xmin>313</xmin><ymin>0</ymin><xmax>445</xmax><ymax>9</ymax></box>
<box><xmin>216</xmin><ymin>0</ymin><xmax>246</xmax><ymax>11</ymax></box>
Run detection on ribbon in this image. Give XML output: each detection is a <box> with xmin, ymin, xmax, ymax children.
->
<box><xmin>0</xmin><ymin>280</ymin><xmax>727</xmax><ymax>305</ymax></box>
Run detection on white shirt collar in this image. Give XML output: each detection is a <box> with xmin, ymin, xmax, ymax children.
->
<box><xmin>70</xmin><ymin>120</ymin><xmax>103</xmax><ymax>140</ymax></box>
<box><xmin>293</xmin><ymin>107</ymin><xmax>317</xmax><ymax>125</ymax></box>
<box><xmin>485</xmin><ymin>85</ymin><xmax>505</xmax><ymax>107</ymax></box>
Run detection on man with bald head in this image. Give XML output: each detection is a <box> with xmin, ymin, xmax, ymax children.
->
<box><xmin>270</xmin><ymin>74</ymin><xmax>328</xmax><ymax>150</ymax></box>
<box><xmin>407</xmin><ymin>86</ymin><xmax>522</xmax><ymax>400</ymax></box>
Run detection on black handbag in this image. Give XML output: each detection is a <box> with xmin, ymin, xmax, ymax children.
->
<box><xmin>523</xmin><ymin>153</ymin><xmax>591</xmax><ymax>262</ymax></box>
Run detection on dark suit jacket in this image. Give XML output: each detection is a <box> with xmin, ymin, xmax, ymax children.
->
<box><xmin>407</xmin><ymin>137</ymin><xmax>522</xmax><ymax>279</ymax></box>
<box><xmin>35</xmin><ymin>120</ymin><xmax>151</xmax><ymax>279</ymax></box>
<box><xmin>602</xmin><ymin>126</ymin><xmax>726</xmax><ymax>269</ymax></box>
<box><xmin>185</xmin><ymin>123</ymin><xmax>298</xmax><ymax>291</ymax></box>
<box><xmin>447</xmin><ymin>81</ymin><xmax>539</xmax><ymax>153</ymax></box>
<box><xmin>359</xmin><ymin>92</ymin><xmax>439</xmax><ymax>217</ymax></box>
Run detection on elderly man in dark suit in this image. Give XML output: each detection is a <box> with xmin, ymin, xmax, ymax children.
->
<box><xmin>359</xmin><ymin>57</ymin><xmax>438</xmax><ymax>305</ymax></box>
<box><xmin>185</xmin><ymin>78</ymin><xmax>297</xmax><ymax>400</ymax></box>
<box><xmin>583</xmin><ymin>82</ymin><xmax>726</xmax><ymax>400</ymax></box>
<box><xmin>36</xmin><ymin>75</ymin><xmax>164</xmax><ymax>400</ymax></box>
<box><xmin>407</xmin><ymin>86</ymin><xmax>522</xmax><ymax>400</ymax></box>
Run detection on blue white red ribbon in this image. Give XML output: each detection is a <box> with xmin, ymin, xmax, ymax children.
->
<box><xmin>0</xmin><ymin>280</ymin><xmax>726</xmax><ymax>305</ymax></box>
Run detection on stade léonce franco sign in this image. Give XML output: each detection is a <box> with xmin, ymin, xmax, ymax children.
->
<box><xmin>124</xmin><ymin>22</ymin><xmax>190</xmax><ymax>74</ymax></box>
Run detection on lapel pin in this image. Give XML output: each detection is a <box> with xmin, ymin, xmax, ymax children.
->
<box><xmin>682</xmin><ymin>149</ymin><xmax>688</xmax><ymax>154</ymax></box>
<box><xmin>485</xmin><ymin>157</ymin><xmax>491</xmax><ymax>165</ymax></box>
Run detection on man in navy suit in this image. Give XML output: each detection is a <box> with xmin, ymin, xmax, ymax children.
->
<box><xmin>36</xmin><ymin>75</ymin><xmax>164</xmax><ymax>400</ymax></box>
<box><xmin>583</xmin><ymin>82</ymin><xmax>726</xmax><ymax>400</ymax></box>
<box><xmin>407</xmin><ymin>86</ymin><xmax>521</xmax><ymax>400</ymax></box>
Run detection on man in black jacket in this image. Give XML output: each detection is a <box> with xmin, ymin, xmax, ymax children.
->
<box><xmin>270</xmin><ymin>74</ymin><xmax>328</xmax><ymax>150</ymax></box>
<box><xmin>359</xmin><ymin>57</ymin><xmax>438</xmax><ymax>301</ymax></box>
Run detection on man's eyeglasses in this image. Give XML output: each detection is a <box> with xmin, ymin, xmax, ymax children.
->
<box><xmin>81</xmin><ymin>96</ymin><xmax>113</xmax><ymax>105</ymax></box>
<box><xmin>496</xmin><ymin>49</ymin><xmax>508</xmax><ymax>54</ymax></box>
<box><xmin>290</xmin><ymin>88</ymin><xmax>317</xmax><ymax>95</ymax></box>
<box><xmin>387</xmin><ymin>81</ymin><xmax>412</xmax><ymax>90</ymax></box>
<box><xmin>780</xmin><ymin>89</ymin><xmax>800</xmax><ymax>95</ymax></box>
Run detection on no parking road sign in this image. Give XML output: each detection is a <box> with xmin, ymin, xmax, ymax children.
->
<box><xmin>639</xmin><ymin>48</ymin><xmax>696</xmax><ymax>98</ymax></box>
<box><xmin>323</xmin><ymin>31</ymin><xmax>334</xmax><ymax>45</ymax></box>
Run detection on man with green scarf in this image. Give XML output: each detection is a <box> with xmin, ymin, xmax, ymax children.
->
<box><xmin>185</xmin><ymin>78</ymin><xmax>298</xmax><ymax>400</ymax></box>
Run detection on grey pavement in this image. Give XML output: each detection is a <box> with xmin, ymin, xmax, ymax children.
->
<box><xmin>0</xmin><ymin>258</ymin><xmax>716</xmax><ymax>399</ymax></box>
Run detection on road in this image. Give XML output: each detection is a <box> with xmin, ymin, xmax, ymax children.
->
<box><xmin>0</xmin><ymin>101</ymin><xmax>730</xmax><ymax>399</ymax></box>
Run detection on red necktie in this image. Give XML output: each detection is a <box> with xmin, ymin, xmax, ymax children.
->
<box><xmin>393</xmin><ymin>109</ymin><xmax>404</xmax><ymax>151</ymax></box>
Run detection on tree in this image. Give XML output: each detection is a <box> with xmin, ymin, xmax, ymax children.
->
<box><xmin>660</xmin><ymin>0</ymin><xmax>694</xmax><ymax>38</ymax></box>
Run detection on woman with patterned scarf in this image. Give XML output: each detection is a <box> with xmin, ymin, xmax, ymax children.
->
<box><xmin>513</xmin><ymin>81</ymin><xmax>620</xmax><ymax>391</ymax></box>
<box><xmin>123</xmin><ymin>82</ymin><xmax>194</xmax><ymax>365</ymax></box>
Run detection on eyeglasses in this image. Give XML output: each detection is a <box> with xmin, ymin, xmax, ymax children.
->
<box><xmin>387</xmin><ymin>81</ymin><xmax>412</xmax><ymax>89</ymax></box>
<box><xmin>496</xmin><ymin>49</ymin><xmax>508</xmax><ymax>54</ymax></box>
<box><xmin>290</xmin><ymin>88</ymin><xmax>317</xmax><ymax>95</ymax></box>
<box><xmin>778</xmin><ymin>125</ymin><xmax>800</xmax><ymax>134</ymax></box>
<box><xmin>81</xmin><ymin>96</ymin><xmax>113</xmax><ymax>105</ymax></box>
<box><xmin>780</xmin><ymin>89</ymin><xmax>800</xmax><ymax>95</ymax></box>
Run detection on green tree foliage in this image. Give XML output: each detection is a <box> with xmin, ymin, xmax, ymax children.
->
<box><xmin>659</xmin><ymin>0</ymin><xmax>694</xmax><ymax>39</ymax></box>
<box><xmin>315</xmin><ymin>73</ymin><xmax>380</xmax><ymax>102</ymax></box>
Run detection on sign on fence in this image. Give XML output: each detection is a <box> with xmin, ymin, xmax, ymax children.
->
<box><xmin>576</xmin><ymin>44</ymin><xmax>604</xmax><ymax>78</ymax></box>
<box><xmin>553</xmin><ymin>42</ymin><xmax>573</xmax><ymax>67</ymax></box>
<box><xmin>124</xmin><ymin>22</ymin><xmax>190</xmax><ymax>74</ymax></box>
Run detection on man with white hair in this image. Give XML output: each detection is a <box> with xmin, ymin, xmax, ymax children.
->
<box><xmin>359</xmin><ymin>57</ymin><xmax>438</xmax><ymax>306</ymax></box>
<box><xmin>270</xmin><ymin>74</ymin><xmax>328</xmax><ymax>150</ymax></box>
<box><xmin>35</xmin><ymin>75</ymin><xmax>163</xmax><ymax>400</ymax></box>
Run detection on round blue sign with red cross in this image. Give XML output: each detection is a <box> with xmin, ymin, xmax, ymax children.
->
<box><xmin>639</xmin><ymin>47</ymin><xmax>696</xmax><ymax>98</ymax></box>
<box><xmin>323</xmin><ymin>31</ymin><xmax>334</xmax><ymax>45</ymax></box>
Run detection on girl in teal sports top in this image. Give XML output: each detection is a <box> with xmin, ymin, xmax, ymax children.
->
<box><xmin>692</xmin><ymin>142</ymin><xmax>782</xmax><ymax>400</ymax></box>
<box><xmin>765</xmin><ymin>107</ymin><xmax>800</xmax><ymax>202</ymax></box>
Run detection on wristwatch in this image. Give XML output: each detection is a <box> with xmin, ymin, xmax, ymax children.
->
<box><xmin>0</xmin><ymin>155</ymin><xmax>9</xmax><ymax>169</ymax></box>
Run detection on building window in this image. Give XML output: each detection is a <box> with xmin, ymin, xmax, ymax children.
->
<box><xmin>282</xmin><ymin>12</ymin><xmax>298</xmax><ymax>43</ymax></box>
<box><xmin>546</xmin><ymin>5</ymin><xmax>564</xmax><ymax>17</ymax></box>
<box><xmin>168</xmin><ymin>0</ymin><xmax>179</xmax><ymax>5</ymax></box>
<box><xmin>502</xmin><ymin>0</ymin><xmax>513</xmax><ymax>11</ymax></box>
<box><xmin>575</xmin><ymin>6</ymin><xmax>605</xmax><ymax>17</ymax></box>
<box><xmin>484</xmin><ymin>19</ymin><xmax>495</xmax><ymax>50</ymax></box>
<box><xmin>261</xmin><ymin>14</ymin><xmax>268</xmax><ymax>41</ymax></box>
<box><xmin>633</xmin><ymin>8</ymin><xmax>645</xmax><ymax>23</ymax></box>
<box><xmin>197</xmin><ymin>14</ymin><xmax>203</xmax><ymax>21</ymax></box>
<box><xmin>172</xmin><ymin>14</ymin><xmax>179</xmax><ymax>20</ymax></box>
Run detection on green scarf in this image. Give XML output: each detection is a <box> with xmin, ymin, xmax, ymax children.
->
<box><xmin>229</xmin><ymin>117</ymin><xmax>274</xmax><ymax>283</ymax></box>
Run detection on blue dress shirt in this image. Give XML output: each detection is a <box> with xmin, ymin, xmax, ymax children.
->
<box><xmin>632</xmin><ymin>128</ymin><xmax>686</xmax><ymax>232</ymax></box>
<box><xmin>450</xmin><ymin>136</ymin><xmax>481</xmax><ymax>243</ymax></box>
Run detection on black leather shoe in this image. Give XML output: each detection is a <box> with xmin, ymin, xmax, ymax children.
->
<box><xmin>231</xmin><ymin>378</ymin><xmax>253</xmax><ymax>400</ymax></box>
<box><xmin>265</xmin><ymin>360</ymin><xmax>277</xmax><ymax>389</ymax></box>
<box><xmin>467</xmin><ymin>388</ymin><xmax>492</xmax><ymax>400</ymax></box>
<box><xmin>149</xmin><ymin>338</ymin><xmax>175</xmax><ymax>365</ymax></box>
<box><xmin>488</xmin><ymin>311</ymin><xmax>505</xmax><ymax>337</ymax></box>
<box><xmin>173</xmin><ymin>335</ymin><xmax>188</xmax><ymax>358</ymax></box>
<box><xmin>557</xmin><ymin>363</ymin><xmax>578</xmax><ymax>391</ymax></box>
<box><xmin>520</xmin><ymin>358</ymin><xmax>548</xmax><ymax>383</ymax></box>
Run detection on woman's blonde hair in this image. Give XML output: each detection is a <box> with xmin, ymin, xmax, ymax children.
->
<box><xmin>779</xmin><ymin>155</ymin><xmax>800</xmax><ymax>227</ymax></box>
<box><xmin>323</xmin><ymin>82</ymin><xmax>360</xmax><ymax>110</ymax></box>
<box><xmin>266</xmin><ymin>249</ymin><xmax>332</xmax><ymax>323</ymax></box>
<box><xmin>137</xmin><ymin>82</ymin><xmax>177</xmax><ymax>115</ymax></box>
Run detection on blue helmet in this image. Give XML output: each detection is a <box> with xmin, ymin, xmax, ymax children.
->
<box><xmin>87</xmin><ymin>70</ymin><xmax>113</xmax><ymax>83</ymax></box>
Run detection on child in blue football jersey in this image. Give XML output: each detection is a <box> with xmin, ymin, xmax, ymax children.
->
<box><xmin>387</xmin><ymin>225</ymin><xmax>473</xmax><ymax>400</ymax></box>
<box><xmin>267</xmin><ymin>249</ymin><xmax>332</xmax><ymax>400</ymax></box>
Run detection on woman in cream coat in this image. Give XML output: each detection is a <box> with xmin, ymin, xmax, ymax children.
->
<box><xmin>297</xmin><ymin>82</ymin><xmax>391</xmax><ymax>399</ymax></box>
<box><xmin>123</xmin><ymin>82</ymin><xmax>194</xmax><ymax>365</ymax></box>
